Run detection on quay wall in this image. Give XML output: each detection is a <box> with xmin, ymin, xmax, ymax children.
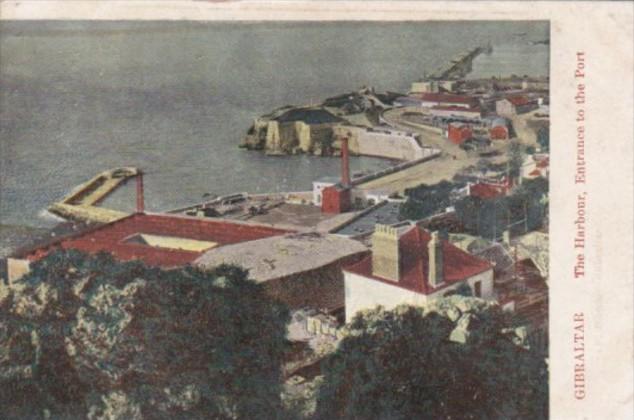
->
<box><xmin>352</xmin><ymin>151</ymin><xmax>441</xmax><ymax>188</ymax></box>
<box><xmin>334</xmin><ymin>125</ymin><xmax>430</xmax><ymax>161</ymax></box>
<box><xmin>356</xmin><ymin>130</ymin><xmax>424</xmax><ymax>161</ymax></box>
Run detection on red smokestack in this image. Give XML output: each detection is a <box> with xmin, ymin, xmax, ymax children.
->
<box><xmin>136</xmin><ymin>170</ymin><xmax>144</xmax><ymax>213</ymax></box>
<box><xmin>341</xmin><ymin>137</ymin><xmax>351</xmax><ymax>187</ymax></box>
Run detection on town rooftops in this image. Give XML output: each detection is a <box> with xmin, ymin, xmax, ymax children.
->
<box><xmin>432</xmin><ymin>105</ymin><xmax>481</xmax><ymax>112</ymax></box>
<box><xmin>195</xmin><ymin>232</ymin><xmax>369</xmax><ymax>282</ymax></box>
<box><xmin>417</xmin><ymin>92</ymin><xmax>478</xmax><ymax>105</ymax></box>
<box><xmin>504</xmin><ymin>95</ymin><xmax>536</xmax><ymax>106</ymax></box>
<box><xmin>274</xmin><ymin>108</ymin><xmax>343</xmax><ymax>125</ymax></box>
<box><xmin>514</xmin><ymin>231</ymin><xmax>549</xmax><ymax>279</ymax></box>
<box><xmin>15</xmin><ymin>213</ymin><xmax>291</xmax><ymax>268</ymax></box>
<box><xmin>344</xmin><ymin>225</ymin><xmax>491</xmax><ymax>295</ymax></box>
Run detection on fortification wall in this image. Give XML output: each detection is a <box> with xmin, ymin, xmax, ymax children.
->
<box><xmin>334</xmin><ymin>125</ymin><xmax>428</xmax><ymax>161</ymax></box>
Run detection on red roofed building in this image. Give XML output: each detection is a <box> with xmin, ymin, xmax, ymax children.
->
<box><xmin>343</xmin><ymin>224</ymin><xmax>494</xmax><ymax>322</ymax></box>
<box><xmin>416</xmin><ymin>92</ymin><xmax>479</xmax><ymax>109</ymax></box>
<box><xmin>321</xmin><ymin>185</ymin><xmax>352</xmax><ymax>214</ymax></box>
<box><xmin>489</xmin><ymin>125</ymin><xmax>509</xmax><ymax>140</ymax></box>
<box><xmin>447</xmin><ymin>123</ymin><xmax>473</xmax><ymax>145</ymax></box>
<box><xmin>468</xmin><ymin>182</ymin><xmax>510</xmax><ymax>199</ymax></box>
<box><xmin>320</xmin><ymin>135</ymin><xmax>352</xmax><ymax>214</ymax></box>
<box><xmin>496</xmin><ymin>95</ymin><xmax>539</xmax><ymax>116</ymax></box>
<box><xmin>8</xmin><ymin>213</ymin><xmax>290</xmax><ymax>281</ymax></box>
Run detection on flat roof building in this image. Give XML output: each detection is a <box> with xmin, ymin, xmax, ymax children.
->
<box><xmin>196</xmin><ymin>232</ymin><xmax>369</xmax><ymax>311</ymax></box>
<box><xmin>334</xmin><ymin>201</ymin><xmax>402</xmax><ymax>238</ymax></box>
<box><xmin>8</xmin><ymin>213</ymin><xmax>290</xmax><ymax>281</ymax></box>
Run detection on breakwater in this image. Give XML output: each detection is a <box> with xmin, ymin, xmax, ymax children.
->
<box><xmin>429</xmin><ymin>45</ymin><xmax>491</xmax><ymax>80</ymax></box>
<box><xmin>48</xmin><ymin>168</ymin><xmax>138</xmax><ymax>223</ymax></box>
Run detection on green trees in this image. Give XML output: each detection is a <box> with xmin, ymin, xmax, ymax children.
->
<box><xmin>508</xmin><ymin>140</ymin><xmax>524</xmax><ymax>179</ymax></box>
<box><xmin>537</xmin><ymin>126</ymin><xmax>550</xmax><ymax>152</ymax></box>
<box><xmin>399</xmin><ymin>181</ymin><xmax>460</xmax><ymax>221</ymax></box>
<box><xmin>455</xmin><ymin>177</ymin><xmax>549</xmax><ymax>240</ymax></box>
<box><xmin>0</xmin><ymin>250</ymin><xmax>289</xmax><ymax>419</ymax></box>
<box><xmin>315</xmin><ymin>299</ymin><xmax>548</xmax><ymax>420</ymax></box>
<box><xmin>1</xmin><ymin>252</ymin><xmax>549</xmax><ymax>420</ymax></box>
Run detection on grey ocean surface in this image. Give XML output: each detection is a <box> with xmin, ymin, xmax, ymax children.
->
<box><xmin>0</xmin><ymin>21</ymin><xmax>548</xmax><ymax>228</ymax></box>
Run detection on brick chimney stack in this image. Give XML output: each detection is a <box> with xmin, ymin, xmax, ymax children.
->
<box><xmin>372</xmin><ymin>224</ymin><xmax>400</xmax><ymax>281</ymax></box>
<box><xmin>428</xmin><ymin>231</ymin><xmax>444</xmax><ymax>287</ymax></box>
<box><xmin>340</xmin><ymin>136</ymin><xmax>351</xmax><ymax>187</ymax></box>
<box><xmin>136</xmin><ymin>170</ymin><xmax>145</xmax><ymax>214</ymax></box>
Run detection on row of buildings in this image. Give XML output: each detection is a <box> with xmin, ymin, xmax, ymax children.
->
<box><xmin>4</xmin><ymin>208</ymin><xmax>496</xmax><ymax>327</ymax></box>
<box><xmin>394</xmin><ymin>81</ymin><xmax>548</xmax><ymax>146</ymax></box>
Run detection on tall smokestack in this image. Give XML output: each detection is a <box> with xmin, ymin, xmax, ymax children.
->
<box><xmin>136</xmin><ymin>170</ymin><xmax>145</xmax><ymax>214</ymax></box>
<box><xmin>341</xmin><ymin>136</ymin><xmax>351</xmax><ymax>187</ymax></box>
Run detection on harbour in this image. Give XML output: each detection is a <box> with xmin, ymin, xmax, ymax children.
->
<box><xmin>0</xmin><ymin>21</ymin><xmax>549</xmax><ymax>228</ymax></box>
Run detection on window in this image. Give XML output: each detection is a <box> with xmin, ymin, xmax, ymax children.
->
<box><xmin>474</xmin><ymin>281</ymin><xmax>482</xmax><ymax>297</ymax></box>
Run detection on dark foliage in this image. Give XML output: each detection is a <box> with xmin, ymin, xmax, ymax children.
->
<box><xmin>455</xmin><ymin>178</ymin><xmax>548</xmax><ymax>240</ymax></box>
<box><xmin>0</xmin><ymin>250</ymin><xmax>289</xmax><ymax>419</ymax></box>
<box><xmin>315</xmin><ymin>302</ymin><xmax>548</xmax><ymax>420</ymax></box>
<box><xmin>400</xmin><ymin>181</ymin><xmax>463</xmax><ymax>221</ymax></box>
<box><xmin>537</xmin><ymin>127</ymin><xmax>549</xmax><ymax>152</ymax></box>
<box><xmin>508</xmin><ymin>140</ymin><xmax>524</xmax><ymax>179</ymax></box>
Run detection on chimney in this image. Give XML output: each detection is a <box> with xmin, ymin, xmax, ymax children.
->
<box><xmin>428</xmin><ymin>231</ymin><xmax>444</xmax><ymax>287</ymax></box>
<box><xmin>136</xmin><ymin>170</ymin><xmax>144</xmax><ymax>214</ymax></box>
<box><xmin>340</xmin><ymin>136</ymin><xmax>351</xmax><ymax>187</ymax></box>
<box><xmin>372</xmin><ymin>224</ymin><xmax>400</xmax><ymax>281</ymax></box>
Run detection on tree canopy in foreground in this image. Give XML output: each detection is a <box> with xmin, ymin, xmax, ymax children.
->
<box><xmin>0</xmin><ymin>250</ymin><xmax>289</xmax><ymax>420</ymax></box>
<box><xmin>315</xmin><ymin>297</ymin><xmax>548</xmax><ymax>420</ymax></box>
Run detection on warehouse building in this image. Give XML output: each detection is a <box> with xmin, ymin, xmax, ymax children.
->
<box><xmin>196</xmin><ymin>232</ymin><xmax>369</xmax><ymax>312</ymax></box>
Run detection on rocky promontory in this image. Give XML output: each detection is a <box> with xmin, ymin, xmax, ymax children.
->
<box><xmin>240</xmin><ymin>87</ymin><xmax>402</xmax><ymax>157</ymax></box>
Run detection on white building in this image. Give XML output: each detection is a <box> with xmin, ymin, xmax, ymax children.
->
<box><xmin>343</xmin><ymin>224</ymin><xmax>494</xmax><ymax>322</ymax></box>
<box><xmin>430</xmin><ymin>106</ymin><xmax>482</xmax><ymax>120</ymax></box>
<box><xmin>312</xmin><ymin>177</ymin><xmax>339</xmax><ymax>206</ymax></box>
<box><xmin>495</xmin><ymin>96</ymin><xmax>539</xmax><ymax>117</ymax></box>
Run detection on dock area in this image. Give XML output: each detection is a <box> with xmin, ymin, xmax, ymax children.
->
<box><xmin>167</xmin><ymin>191</ymin><xmax>356</xmax><ymax>231</ymax></box>
<box><xmin>48</xmin><ymin>167</ymin><xmax>138</xmax><ymax>223</ymax></box>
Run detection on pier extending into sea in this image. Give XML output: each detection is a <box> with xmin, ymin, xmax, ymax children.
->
<box><xmin>48</xmin><ymin>167</ymin><xmax>139</xmax><ymax>223</ymax></box>
<box><xmin>428</xmin><ymin>45</ymin><xmax>490</xmax><ymax>80</ymax></box>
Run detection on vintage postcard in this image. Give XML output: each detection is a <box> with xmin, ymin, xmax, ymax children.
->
<box><xmin>0</xmin><ymin>1</ymin><xmax>632</xmax><ymax>419</ymax></box>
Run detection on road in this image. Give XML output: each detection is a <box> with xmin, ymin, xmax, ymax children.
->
<box><xmin>359</xmin><ymin>108</ymin><xmax>508</xmax><ymax>194</ymax></box>
<box><xmin>508</xmin><ymin>109</ymin><xmax>548</xmax><ymax>147</ymax></box>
